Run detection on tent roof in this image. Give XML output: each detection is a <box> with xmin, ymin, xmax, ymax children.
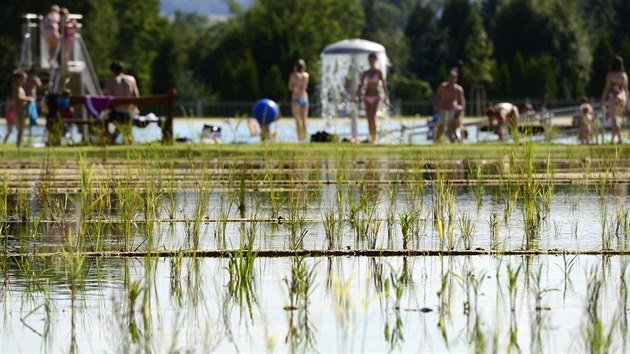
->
<box><xmin>321</xmin><ymin>39</ymin><xmax>386</xmax><ymax>55</ymax></box>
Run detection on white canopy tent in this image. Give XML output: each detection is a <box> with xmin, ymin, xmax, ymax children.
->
<box><xmin>320</xmin><ymin>39</ymin><xmax>389</xmax><ymax>138</ymax></box>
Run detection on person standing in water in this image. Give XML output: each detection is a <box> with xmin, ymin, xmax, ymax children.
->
<box><xmin>288</xmin><ymin>59</ymin><xmax>309</xmax><ymax>141</ymax></box>
<box><xmin>434</xmin><ymin>69</ymin><xmax>465</xmax><ymax>141</ymax></box>
<box><xmin>356</xmin><ymin>53</ymin><xmax>389</xmax><ymax>142</ymax></box>
<box><xmin>601</xmin><ymin>56</ymin><xmax>628</xmax><ymax>144</ymax></box>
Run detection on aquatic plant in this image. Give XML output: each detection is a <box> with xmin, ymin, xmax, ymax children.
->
<box><xmin>399</xmin><ymin>209</ymin><xmax>418</xmax><ymax>250</ymax></box>
<box><xmin>283</xmin><ymin>255</ymin><xmax>318</xmax><ymax>352</ymax></box>
<box><xmin>458</xmin><ymin>213</ymin><xmax>475</xmax><ymax>250</ymax></box>
<box><xmin>581</xmin><ymin>267</ymin><xmax>617</xmax><ymax>353</ymax></box>
<box><xmin>322</xmin><ymin>205</ymin><xmax>339</xmax><ymax>250</ymax></box>
<box><xmin>506</xmin><ymin>264</ymin><xmax>521</xmax><ymax>312</ymax></box>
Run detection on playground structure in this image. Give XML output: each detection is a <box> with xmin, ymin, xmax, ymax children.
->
<box><xmin>20</xmin><ymin>13</ymin><xmax>101</xmax><ymax>97</ymax></box>
<box><xmin>19</xmin><ymin>13</ymin><xmax>174</xmax><ymax>145</ymax></box>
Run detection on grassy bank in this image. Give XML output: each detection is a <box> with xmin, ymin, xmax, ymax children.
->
<box><xmin>0</xmin><ymin>142</ymin><xmax>626</xmax><ymax>162</ymax></box>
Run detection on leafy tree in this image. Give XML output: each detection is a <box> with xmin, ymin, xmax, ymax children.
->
<box><xmin>488</xmin><ymin>62</ymin><xmax>512</xmax><ymax>98</ymax></box>
<box><xmin>80</xmin><ymin>0</ymin><xmax>119</xmax><ymax>82</ymax></box>
<box><xmin>151</xmin><ymin>33</ymin><xmax>179</xmax><ymax>95</ymax></box>
<box><xmin>525</xmin><ymin>55</ymin><xmax>557</xmax><ymax>99</ymax></box>
<box><xmin>261</xmin><ymin>65</ymin><xmax>286</xmax><ymax>102</ymax></box>
<box><xmin>480</xmin><ymin>0</ymin><xmax>502</xmax><ymax>29</ymax></box>
<box><xmin>192</xmin><ymin>0</ymin><xmax>364</xmax><ymax>101</ymax></box>
<box><xmin>234</xmin><ymin>51</ymin><xmax>259</xmax><ymax>100</ymax></box>
<box><xmin>404</xmin><ymin>3</ymin><xmax>442</xmax><ymax>86</ymax></box>
<box><xmin>0</xmin><ymin>37</ymin><xmax>18</xmax><ymax>96</ymax></box>
<box><xmin>460</xmin><ymin>6</ymin><xmax>495</xmax><ymax>89</ymax></box>
<box><xmin>492</xmin><ymin>0</ymin><xmax>591</xmax><ymax>98</ymax></box>
<box><xmin>390</xmin><ymin>75</ymin><xmax>433</xmax><ymax>100</ymax></box>
<box><xmin>439</xmin><ymin>0</ymin><xmax>476</xmax><ymax>70</ymax></box>
<box><xmin>111</xmin><ymin>0</ymin><xmax>166</xmax><ymax>93</ymax></box>
<box><xmin>579</xmin><ymin>0</ymin><xmax>616</xmax><ymax>39</ymax></box>
<box><xmin>611</xmin><ymin>0</ymin><xmax>630</xmax><ymax>48</ymax></box>
<box><xmin>620</xmin><ymin>39</ymin><xmax>630</xmax><ymax>69</ymax></box>
<box><xmin>511</xmin><ymin>52</ymin><xmax>527</xmax><ymax>98</ymax></box>
<box><xmin>588</xmin><ymin>31</ymin><xmax>614</xmax><ymax>97</ymax></box>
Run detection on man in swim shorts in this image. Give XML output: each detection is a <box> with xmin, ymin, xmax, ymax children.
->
<box><xmin>104</xmin><ymin>61</ymin><xmax>140</xmax><ymax>120</ymax></box>
<box><xmin>434</xmin><ymin>69</ymin><xmax>465</xmax><ymax>141</ymax></box>
<box><xmin>104</xmin><ymin>61</ymin><xmax>140</xmax><ymax>143</ymax></box>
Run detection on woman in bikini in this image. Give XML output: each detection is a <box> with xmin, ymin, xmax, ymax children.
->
<box><xmin>356</xmin><ymin>53</ymin><xmax>389</xmax><ymax>142</ymax></box>
<box><xmin>288</xmin><ymin>59</ymin><xmax>309</xmax><ymax>142</ymax></box>
<box><xmin>601</xmin><ymin>56</ymin><xmax>628</xmax><ymax>144</ymax></box>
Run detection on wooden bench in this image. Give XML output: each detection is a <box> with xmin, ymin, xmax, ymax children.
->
<box><xmin>64</xmin><ymin>89</ymin><xmax>176</xmax><ymax>144</ymax></box>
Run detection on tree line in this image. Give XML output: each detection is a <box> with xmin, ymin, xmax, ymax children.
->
<box><xmin>0</xmin><ymin>0</ymin><xmax>628</xmax><ymax>105</ymax></box>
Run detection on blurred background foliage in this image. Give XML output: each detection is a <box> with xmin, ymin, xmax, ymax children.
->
<box><xmin>0</xmin><ymin>0</ymin><xmax>629</xmax><ymax>104</ymax></box>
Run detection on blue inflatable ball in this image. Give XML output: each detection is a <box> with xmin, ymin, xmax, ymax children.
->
<box><xmin>253</xmin><ymin>99</ymin><xmax>279</xmax><ymax>125</ymax></box>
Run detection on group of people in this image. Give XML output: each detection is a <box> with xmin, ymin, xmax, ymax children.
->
<box><xmin>288</xmin><ymin>54</ymin><xmax>629</xmax><ymax>145</ymax></box>
<box><xmin>43</xmin><ymin>5</ymin><xmax>77</xmax><ymax>68</ymax></box>
<box><xmin>288</xmin><ymin>54</ymin><xmax>521</xmax><ymax>144</ymax></box>
<box><xmin>288</xmin><ymin>53</ymin><xmax>389</xmax><ymax>143</ymax></box>
<box><xmin>437</xmin><ymin>57</ymin><xmax>629</xmax><ymax>144</ymax></box>
<box><xmin>4</xmin><ymin>69</ymin><xmax>45</xmax><ymax>146</ymax></box>
<box><xmin>4</xmin><ymin>60</ymin><xmax>139</xmax><ymax>147</ymax></box>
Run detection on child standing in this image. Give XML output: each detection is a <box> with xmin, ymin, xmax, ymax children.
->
<box><xmin>578</xmin><ymin>98</ymin><xmax>593</xmax><ymax>144</ymax></box>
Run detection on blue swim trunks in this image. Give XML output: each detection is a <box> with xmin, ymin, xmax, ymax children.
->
<box><xmin>28</xmin><ymin>101</ymin><xmax>38</xmax><ymax>126</ymax></box>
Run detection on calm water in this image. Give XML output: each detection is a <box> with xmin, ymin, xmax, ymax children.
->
<box><xmin>4</xmin><ymin>185</ymin><xmax>628</xmax><ymax>254</ymax></box>
<box><xmin>0</xmin><ymin>136</ymin><xmax>628</xmax><ymax>352</ymax></box>
<box><xmin>2</xmin><ymin>255</ymin><xmax>628</xmax><ymax>352</ymax></box>
<box><xmin>1</xmin><ymin>179</ymin><xmax>629</xmax><ymax>352</ymax></box>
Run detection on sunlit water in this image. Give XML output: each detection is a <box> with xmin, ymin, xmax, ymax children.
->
<box><xmin>0</xmin><ymin>126</ymin><xmax>628</xmax><ymax>352</ymax></box>
<box><xmin>1</xmin><ymin>117</ymin><xmax>609</xmax><ymax>146</ymax></box>
<box><xmin>0</xmin><ymin>177</ymin><xmax>629</xmax><ymax>352</ymax></box>
<box><xmin>2</xmin><ymin>255</ymin><xmax>629</xmax><ymax>352</ymax></box>
<box><xmin>4</xmin><ymin>184</ymin><xmax>627</xmax><ymax>254</ymax></box>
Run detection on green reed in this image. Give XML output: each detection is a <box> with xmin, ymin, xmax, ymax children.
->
<box><xmin>581</xmin><ymin>267</ymin><xmax>616</xmax><ymax>353</ymax></box>
<box><xmin>228</xmin><ymin>232</ymin><xmax>258</xmax><ymax>319</ymax></box>
<box><xmin>433</xmin><ymin>168</ymin><xmax>455</xmax><ymax>250</ymax></box>
<box><xmin>458</xmin><ymin>213</ymin><xmax>475</xmax><ymax>250</ymax></box>
<box><xmin>506</xmin><ymin>264</ymin><xmax>521</xmax><ymax>312</ymax></box>
<box><xmin>115</xmin><ymin>166</ymin><xmax>139</xmax><ymax>251</ymax></box>
<box><xmin>283</xmin><ymin>255</ymin><xmax>318</xmax><ymax>352</ymax></box>
<box><xmin>469</xmin><ymin>162</ymin><xmax>485</xmax><ymax>211</ymax></box>
<box><xmin>322</xmin><ymin>205</ymin><xmax>339</xmax><ymax>250</ymax></box>
<box><xmin>399</xmin><ymin>209</ymin><xmax>418</xmax><ymax>250</ymax></box>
